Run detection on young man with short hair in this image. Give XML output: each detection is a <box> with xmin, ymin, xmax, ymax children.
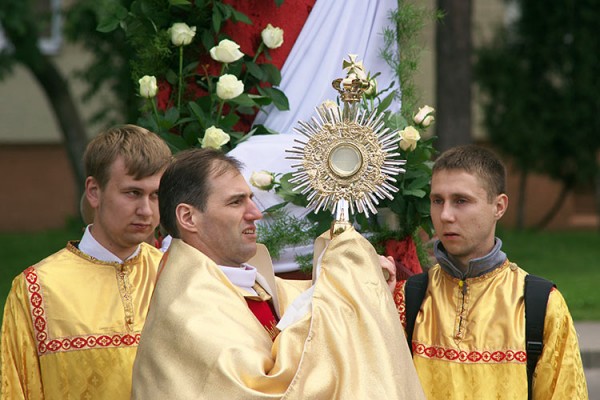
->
<box><xmin>394</xmin><ymin>144</ymin><xmax>588</xmax><ymax>399</ymax></box>
<box><xmin>1</xmin><ymin>125</ymin><xmax>172</xmax><ymax>399</ymax></box>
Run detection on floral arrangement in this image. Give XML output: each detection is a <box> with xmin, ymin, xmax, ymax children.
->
<box><xmin>99</xmin><ymin>1</ymin><xmax>288</xmax><ymax>153</ymax></box>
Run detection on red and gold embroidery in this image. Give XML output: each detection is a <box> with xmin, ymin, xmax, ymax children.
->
<box><xmin>412</xmin><ymin>341</ymin><xmax>527</xmax><ymax>364</ymax></box>
<box><xmin>23</xmin><ymin>266</ymin><xmax>141</xmax><ymax>356</ymax></box>
<box><xmin>394</xmin><ymin>280</ymin><xmax>407</xmax><ymax>329</ymax></box>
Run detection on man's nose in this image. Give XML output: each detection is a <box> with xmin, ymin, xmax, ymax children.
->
<box><xmin>247</xmin><ymin>200</ymin><xmax>263</xmax><ymax>220</ymax></box>
<box><xmin>137</xmin><ymin>197</ymin><xmax>153</xmax><ymax>216</ymax></box>
<box><xmin>440</xmin><ymin>203</ymin><xmax>454</xmax><ymax>222</ymax></box>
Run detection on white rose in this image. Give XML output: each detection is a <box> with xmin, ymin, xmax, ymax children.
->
<box><xmin>209</xmin><ymin>39</ymin><xmax>244</xmax><ymax>63</ymax></box>
<box><xmin>364</xmin><ymin>78</ymin><xmax>377</xmax><ymax>98</ymax></box>
<box><xmin>216</xmin><ymin>74</ymin><xmax>244</xmax><ymax>100</ymax></box>
<box><xmin>261</xmin><ymin>24</ymin><xmax>284</xmax><ymax>49</ymax></box>
<box><xmin>399</xmin><ymin>126</ymin><xmax>421</xmax><ymax>151</ymax></box>
<box><xmin>138</xmin><ymin>75</ymin><xmax>158</xmax><ymax>98</ymax></box>
<box><xmin>169</xmin><ymin>22</ymin><xmax>196</xmax><ymax>46</ymax></box>
<box><xmin>249</xmin><ymin>171</ymin><xmax>275</xmax><ymax>190</ymax></box>
<box><xmin>201</xmin><ymin>126</ymin><xmax>230</xmax><ymax>149</ymax></box>
<box><xmin>413</xmin><ymin>105</ymin><xmax>435</xmax><ymax>125</ymax></box>
<box><xmin>421</xmin><ymin>115</ymin><xmax>435</xmax><ymax>127</ymax></box>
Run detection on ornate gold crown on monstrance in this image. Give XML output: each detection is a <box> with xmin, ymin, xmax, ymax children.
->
<box><xmin>286</xmin><ymin>66</ymin><xmax>406</xmax><ymax>236</ymax></box>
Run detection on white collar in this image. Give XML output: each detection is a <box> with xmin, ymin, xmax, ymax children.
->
<box><xmin>79</xmin><ymin>225</ymin><xmax>141</xmax><ymax>263</ymax></box>
<box><xmin>218</xmin><ymin>264</ymin><xmax>258</xmax><ymax>295</ymax></box>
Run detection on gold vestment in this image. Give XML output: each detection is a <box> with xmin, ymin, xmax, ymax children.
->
<box><xmin>131</xmin><ymin>228</ymin><xmax>425</xmax><ymax>399</ymax></box>
<box><xmin>395</xmin><ymin>261</ymin><xmax>588</xmax><ymax>399</ymax></box>
<box><xmin>1</xmin><ymin>242</ymin><xmax>163</xmax><ymax>399</ymax></box>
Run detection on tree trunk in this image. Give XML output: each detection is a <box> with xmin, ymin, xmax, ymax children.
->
<box><xmin>515</xmin><ymin>168</ymin><xmax>527</xmax><ymax>230</ymax></box>
<box><xmin>435</xmin><ymin>0</ymin><xmax>473</xmax><ymax>152</ymax></box>
<box><xmin>4</xmin><ymin>12</ymin><xmax>88</xmax><ymax>197</ymax></box>
<box><xmin>533</xmin><ymin>183</ymin><xmax>571</xmax><ymax>230</ymax></box>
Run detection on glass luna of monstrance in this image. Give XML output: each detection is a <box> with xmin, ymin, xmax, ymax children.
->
<box><xmin>286</xmin><ymin>73</ymin><xmax>406</xmax><ymax>237</ymax></box>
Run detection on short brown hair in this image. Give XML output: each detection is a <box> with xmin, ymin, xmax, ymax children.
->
<box><xmin>433</xmin><ymin>145</ymin><xmax>506</xmax><ymax>201</ymax></box>
<box><xmin>159</xmin><ymin>148</ymin><xmax>242</xmax><ymax>238</ymax></box>
<box><xmin>84</xmin><ymin>124</ymin><xmax>172</xmax><ymax>188</ymax></box>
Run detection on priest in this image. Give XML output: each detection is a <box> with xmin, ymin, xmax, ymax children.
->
<box><xmin>131</xmin><ymin>148</ymin><xmax>425</xmax><ymax>399</ymax></box>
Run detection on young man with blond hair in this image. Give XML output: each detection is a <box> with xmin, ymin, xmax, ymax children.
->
<box><xmin>1</xmin><ymin>125</ymin><xmax>172</xmax><ymax>399</ymax></box>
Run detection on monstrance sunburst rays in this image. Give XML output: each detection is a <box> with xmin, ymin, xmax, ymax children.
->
<box><xmin>286</xmin><ymin>99</ymin><xmax>406</xmax><ymax>218</ymax></box>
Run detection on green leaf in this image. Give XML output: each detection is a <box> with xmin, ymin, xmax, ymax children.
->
<box><xmin>260</xmin><ymin>63</ymin><xmax>281</xmax><ymax>85</ymax></box>
<box><xmin>376</xmin><ymin>92</ymin><xmax>396</xmax><ymax>114</ymax></box>
<box><xmin>248</xmin><ymin>94</ymin><xmax>272</xmax><ymax>106</ymax></box>
<box><xmin>159</xmin><ymin>132</ymin><xmax>189</xmax><ymax>152</ymax></box>
<box><xmin>263</xmin><ymin>202</ymin><xmax>290</xmax><ymax>213</ymax></box>
<box><xmin>229</xmin><ymin>93</ymin><xmax>257</xmax><ymax>107</ymax></box>
<box><xmin>183</xmin><ymin>61</ymin><xmax>200</xmax><ymax>75</ymax></box>
<box><xmin>407</xmin><ymin>175</ymin><xmax>431</xmax><ymax>190</ymax></box>
<box><xmin>164</xmin><ymin>106</ymin><xmax>180</xmax><ymax>125</ymax></box>
<box><xmin>219</xmin><ymin>111</ymin><xmax>240</xmax><ymax>129</ymax></box>
<box><xmin>251</xmin><ymin>124</ymin><xmax>280</xmax><ymax>135</ymax></box>
<box><xmin>402</xmin><ymin>188</ymin><xmax>427</xmax><ymax>198</ymax></box>
<box><xmin>188</xmin><ymin>102</ymin><xmax>207</xmax><ymax>125</ymax></box>
<box><xmin>96</xmin><ymin>4</ymin><xmax>128</xmax><ymax>33</ymax></box>
<box><xmin>246</xmin><ymin>62</ymin><xmax>265</xmax><ymax>80</ymax></box>
<box><xmin>258</xmin><ymin>87</ymin><xmax>289</xmax><ymax>111</ymax></box>
<box><xmin>165</xmin><ymin>69</ymin><xmax>178</xmax><ymax>85</ymax></box>
<box><xmin>212</xmin><ymin>6</ymin><xmax>222</xmax><ymax>33</ymax></box>
<box><xmin>275</xmin><ymin>0</ymin><xmax>285</xmax><ymax>6</ymax></box>
<box><xmin>230</xmin><ymin>8</ymin><xmax>252</xmax><ymax>24</ymax></box>
<box><xmin>201</xmin><ymin>30</ymin><xmax>214</xmax><ymax>53</ymax></box>
<box><xmin>169</xmin><ymin>0</ymin><xmax>191</xmax><ymax>5</ymax></box>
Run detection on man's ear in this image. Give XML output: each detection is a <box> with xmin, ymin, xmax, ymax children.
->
<box><xmin>175</xmin><ymin>203</ymin><xmax>198</xmax><ymax>234</ymax></box>
<box><xmin>494</xmin><ymin>193</ymin><xmax>509</xmax><ymax>220</ymax></box>
<box><xmin>85</xmin><ymin>176</ymin><xmax>101</xmax><ymax>209</ymax></box>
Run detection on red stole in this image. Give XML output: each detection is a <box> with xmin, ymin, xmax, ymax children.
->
<box><xmin>245</xmin><ymin>298</ymin><xmax>280</xmax><ymax>341</ymax></box>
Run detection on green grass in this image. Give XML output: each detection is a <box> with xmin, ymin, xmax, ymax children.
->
<box><xmin>498</xmin><ymin>228</ymin><xmax>600</xmax><ymax>321</ymax></box>
<box><xmin>0</xmin><ymin>226</ymin><xmax>598</xmax><ymax>321</ymax></box>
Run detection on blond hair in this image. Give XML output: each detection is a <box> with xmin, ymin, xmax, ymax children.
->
<box><xmin>84</xmin><ymin>124</ymin><xmax>172</xmax><ymax>188</ymax></box>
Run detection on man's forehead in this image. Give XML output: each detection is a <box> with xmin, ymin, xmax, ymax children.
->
<box><xmin>431</xmin><ymin>170</ymin><xmax>486</xmax><ymax>195</ymax></box>
<box><xmin>207</xmin><ymin>169</ymin><xmax>250</xmax><ymax>196</ymax></box>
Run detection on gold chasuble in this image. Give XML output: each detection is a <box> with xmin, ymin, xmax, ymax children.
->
<box><xmin>1</xmin><ymin>242</ymin><xmax>163</xmax><ymax>399</ymax></box>
<box><xmin>395</xmin><ymin>262</ymin><xmax>588</xmax><ymax>399</ymax></box>
<box><xmin>131</xmin><ymin>228</ymin><xmax>425</xmax><ymax>399</ymax></box>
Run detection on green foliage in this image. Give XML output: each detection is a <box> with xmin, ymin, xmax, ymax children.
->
<box><xmin>382</xmin><ymin>1</ymin><xmax>442</xmax><ymax>121</ymax></box>
<box><xmin>256</xmin><ymin>210</ymin><xmax>319</xmax><ymax>260</ymax></box>
<box><xmin>475</xmin><ymin>1</ymin><xmax>600</xmax><ymax>191</ymax></box>
<box><xmin>97</xmin><ymin>0</ymin><xmax>288</xmax><ymax>152</ymax></box>
<box><xmin>382</xmin><ymin>135</ymin><xmax>436</xmax><ymax>238</ymax></box>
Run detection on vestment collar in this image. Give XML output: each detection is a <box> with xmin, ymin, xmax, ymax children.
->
<box><xmin>218</xmin><ymin>264</ymin><xmax>258</xmax><ymax>295</ymax></box>
<box><xmin>79</xmin><ymin>224</ymin><xmax>141</xmax><ymax>263</ymax></box>
<box><xmin>434</xmin><ymin>237</ymin><xmax>507</xmax><ymax>279</ymax></box>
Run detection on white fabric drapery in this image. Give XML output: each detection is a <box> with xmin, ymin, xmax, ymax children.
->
<box><xmin>229</xmin><ymin>0</ymin><xmax>400</xmax><ymax>272</ymax></box>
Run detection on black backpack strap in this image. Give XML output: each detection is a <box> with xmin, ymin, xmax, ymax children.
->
<box><xmin>524</xmin><ymin>274</ymin><xmax>555</xmax><ymax>400</ymax></box>
<box><xmin>404</xmin><ymin>272</ymin><xmax>429</xmax><ymax>356</ymax></box>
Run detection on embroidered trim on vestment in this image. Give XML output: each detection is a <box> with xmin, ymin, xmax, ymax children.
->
<box><xmin>412</xmin><ymin>341</ymin><xmax>527</xmax><ymax>364</ymax></box>
<box><xmin>23</xmin><ymin>266</ymin><xmax>141</xmax><ymax>356</ymax></box>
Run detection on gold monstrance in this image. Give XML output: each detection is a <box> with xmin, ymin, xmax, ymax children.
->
<box><xmin>286</xmin><ymin>70</ymin><xmax>406</xmax><ymax>236</ymax></box>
